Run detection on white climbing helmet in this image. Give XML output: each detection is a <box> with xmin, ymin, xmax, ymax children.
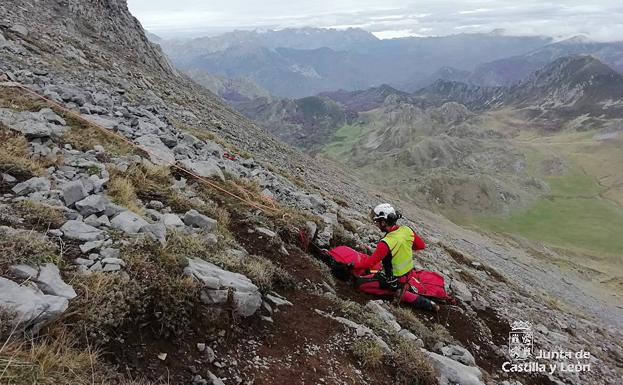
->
<box><xmin>371</xmin><ymin>203</ymin><xmax>399</xmax><ymax>222</ymax></box>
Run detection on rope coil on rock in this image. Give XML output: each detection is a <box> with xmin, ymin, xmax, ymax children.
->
<box><xmin>2</xmin><ymin>82</ymin><xmax>281</xmax><ymax>215</ymax></box>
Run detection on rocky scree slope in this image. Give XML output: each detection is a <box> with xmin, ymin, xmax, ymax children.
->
<box><xmin>0</xmin><ymin>1</ymin><xmax>621</xmax><ymax>385</ymax></box>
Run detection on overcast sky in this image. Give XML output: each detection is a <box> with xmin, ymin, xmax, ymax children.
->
<box><xmin>127</xmin><ymin>0</ymin><xmax>623</xmax><ymax>41</ymax></box>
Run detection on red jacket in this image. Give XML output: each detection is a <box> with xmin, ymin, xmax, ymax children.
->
<box><xmin>354</xmin><ymin>225</ymin><xmax>426</xmax><ymax>271</ymax></box>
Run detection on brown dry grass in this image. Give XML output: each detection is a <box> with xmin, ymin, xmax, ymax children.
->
<box><xmin>0</xmin><ymin>128</ymin><xmax>45</xmax><ymax>179</ymax></box>
<box><xmin>107</xmin><ymin>176</ymin><xmax>143</xmax><ymax>214</ymax></box>
<box><xmin>62</xmin><ymin>114</ymin><xmax>133</xmax><ymax>156</ymax></box>
<box><xmin>14</xmin><ymin>201</ymin><xmax>65</xmax><ymax>231</ymax></box>
<box><xmin>0</xmin><ymin>231</ymin><xmax>58</xmax><ymax>274</ymax></box>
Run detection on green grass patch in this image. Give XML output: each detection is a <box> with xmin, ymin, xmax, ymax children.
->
<box><xmin>546</xmin><ymin>172</ymin><xmax>603</xmax><ymax>198</ymax></box>
<box><xmin>322</xmin><ymin>124</ymin><xmax>364</xmax><ymax>159</ymax></box>
<box><xmin>478</xmin><ymin>196</ymin><xmax>623</xmax><ymax>257</ymax></box>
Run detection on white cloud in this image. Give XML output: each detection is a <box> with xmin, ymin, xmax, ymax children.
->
<box><xmin>127</xmin><ymin>0</ymin><xmax>623</xmax><ymax>41</ymax></box>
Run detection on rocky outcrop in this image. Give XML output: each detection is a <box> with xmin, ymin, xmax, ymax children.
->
<box><xmin>184</xmin><ymin>258</ymin><xmax>262</xmax><ymax>317</ymax></box>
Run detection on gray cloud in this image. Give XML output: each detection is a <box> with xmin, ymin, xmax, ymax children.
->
<box><xmin>127</xmin><ymin>0</ymin><xmax>623</xmax><ymax>41</ymax></box>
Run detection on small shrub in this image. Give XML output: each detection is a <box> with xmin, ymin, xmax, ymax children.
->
<box><xmin>392</xmin><ymin>339</ymin><xmax>438</xmax><ymax>385</ymax></box>
<box><xmin>124</xmin><ymin>239</ymin><xmax>200</xmax><ymax>337</ymax></box>
<box><xmin>14</xmin><ymin>201</ymin><xmax>65</xmax><ymax>231</ymax></box>
<box><xmin>0</xmin><ymin>231</ymin><xmax>58</xmax><ymax>274</ymax></box>
<box><xmin>351</xmin><ymin>338</ymin><xmax>384</xmax><ymax>368</ymax></box>
<box><xmin>66</xmin><ymin>273</ymin><xmax>144</xmax><ymax>344</ymax></box>
<box><xmin>238</xmin><ymin>256</ymin><xmax>294</xmax><ymax>292</ymax></box>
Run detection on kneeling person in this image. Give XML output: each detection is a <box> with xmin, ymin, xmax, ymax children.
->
<box><xmin>354</xmin><ymin>203</ymin><xmax>439</xmax><ymax>312</ymax></box>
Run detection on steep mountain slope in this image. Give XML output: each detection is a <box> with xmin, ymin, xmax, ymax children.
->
<box><xmin>184</xmin><ymin>68</ymin><xmax>271</xmax><ymax>102</ymax></box>
<box><xmin>0</xmin><ymin>2</ymin><xmax>621</xmax><ymax>385</ymax></box>
<box><xmin>159</xmin><ymin>29</ymin><xmax>551</xmax><ymax>97</ymax></box>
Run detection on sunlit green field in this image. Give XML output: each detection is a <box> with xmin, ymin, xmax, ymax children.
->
<box><xmin>475</xmin><ymin>132</ymin><xmax>623</xmax><ymax>263</ymax></box>
<box><xmin>322</xmin><ymin>124</ymin><xmax>364</xmax><ymax>159</ymax></box>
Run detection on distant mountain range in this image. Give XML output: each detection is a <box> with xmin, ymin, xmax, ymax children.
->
<box><xmin>155</xmin><ymin>28</ymin><xmax>623</xmax><ymax>98</ymax></box>
<box><xmin>157</xmin><ymin>28</ymin><xmax>554</xmax><ymax>97</ymax></box>
<box><xmin>227</xmin><ymin>55</ymin><xmax>623</xmax><ymax>214</ymax></box>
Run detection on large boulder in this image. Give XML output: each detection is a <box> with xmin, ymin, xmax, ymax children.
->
<box><xmin>110</xmin><ymin>211</ymin><xmax>148</xmax><ymax>235</ymax></box>
<box><xmin>425</xmin><ymin>350</ymin><xmax>484</xmax><ymax>385</ymax></box>
<box><xmin>135</xmin><ymin>134</ymin><xmax>176</xmax><ymax>166</ymax></box>
<box><xmin>0</xmin><ymin>277</ymin><xmax>68</xmax><ymax>333</ymax></box>
<box><xmin>60</xmin><ymin>220</ymin><xmax>105</xmax><ymax>241</ymax></box>
<box><xmin>180</xmin><ymin>159</ymin><xmax>224</xmax><ymax>181</ymax></box>
<box><xmin>184</xmin><ymin>258</ymin><xmax>261</xmax><ymax>317</ymax></box>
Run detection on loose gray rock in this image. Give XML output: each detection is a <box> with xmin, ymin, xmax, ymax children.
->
<box><xmin>425</xmin><ymin>350</ymin><xmax>484</xmax><ymax>385</ymax></box>
<box><xmin>441</xmin><ymin>345</ymin><xmax>476</xmax><ymax>366</ymax></box>
<box><xmin>0</xmin><ymin>277</ymin><xmax>68</xmax><ymax>333</ymax></box>
<box><xmin>80</xmin><ymin>239</ymin><xmax>104</xmax><ymax>253</ymax></box>
<box><xmin>12</xmin><ymin>177</ymin><xmax>51</xmax><ymax>196</ymax></box>
<box><xmin>111</xmin><ymin>211</ymin><xmax>148</xmax><ymax>235</ymax></box>
<box><xmin>180</xmin><ymin>159</ymin><xmax>225</xmax><ymax>181</ymax></box>
<box><xmin>10</xmin><ymin>24</ymin><xmax>29</xmax><ymax>38</ymax></box>
<box><xmin>185</xmin><ymin>257</ymin><xmax>261</xmax><ymax>317</ymax></box>
<box><xmin>365</xmin><ymin>300</ymin><xmax>402</xmax><ymax>333</ymax></box>
<box><xmin>34</xmin><ymin>263</ymin><xmax>77</xmax><ymax>299</ymax></box>
<box><xmin>75</xmin><ymin>195</ymin><xmax>108</xmax><ymax>216</ymax></box>
<box><xmin>60</xmin><ymin>220</ymin><xmax>104</xmax><ymax>241</ymax></box>
<box><xmin>207</xmin><ymin>371</ymin><xmax>225</xmax><ymax>385</ymax></box>
<box><xmin>135</xmin><ymin>134</ymin><xmax>176</xmax><ymax>166</ymax></box>
<box><xmin>61</xmin><ymin>180</ymin><xmax>88</xmax><ymax>206</ymax></box>
<box><xmin>451</xmin><ymin>280</ymin><xmax>473</xmax><ymax>303</ymax></box>
<box><xmin>102</xmin><ymin>263</ymin><xmax>121</xmax><ymax>272</ymax></box>
<box><xmin>161</xmin><ymin>213</ymin><xmax>185</xmax><ymax>228</ymax></box>
<box><xmin>183</xmin><ymin>210</ymin><xmax>217</xmax><ymax>231</ymax></box>
<box><xmin>100</xmin><ymin>248</ymin><xmax>120</xmax><ymax>259</ymax></box>
<box><xmin>140</xmin><ymin>223</ymin><xmax>167</xmax><ymax>244</ymax></box>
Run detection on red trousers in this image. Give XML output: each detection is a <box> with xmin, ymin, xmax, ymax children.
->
<box><xmin>355</xmin><ymin>271</ymin><xmax>435</xmax><ymax>310</ymax></box>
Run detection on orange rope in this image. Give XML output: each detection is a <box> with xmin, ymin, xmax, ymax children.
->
<box><xmin>5</xmin><ymin>83</ymin><xmax>280</xmax><ymax>215</ymax></box>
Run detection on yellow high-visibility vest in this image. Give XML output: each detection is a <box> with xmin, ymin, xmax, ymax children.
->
<box><xmin>382</xmin><ymin>226</ymin><xmax>414</xmax><ymax>277</ymax></box>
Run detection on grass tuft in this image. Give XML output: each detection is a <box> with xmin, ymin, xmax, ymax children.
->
<box><xmin>351</xmin><ymin>338</ymin><xmax>384</xmax><ymax>368</ymax></box>
<box><xmin>0</xmin><ymin>231</ymin><xmax>58</xmax><ymax>274</ymax></box>
<box><xmin>392</xmin><ymin>339</ymin><xmax>438</xmax><ymax>385</ymax></box>
<box><xmin>13</xmin><ymin>201</ymin><xmax>66</xmax><ymax>231</ymax></box>
<box><xmin>107</xmin><ymin>176</ymin><xmax>143</xmax><ymax>214</ymax></box>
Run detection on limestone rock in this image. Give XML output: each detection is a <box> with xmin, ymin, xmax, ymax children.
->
<box><xmin>60</xmin><ymin>220</ymin><xmax>104</xmax><ymax>241</ymax></box>
<box><xmin>135</xmin><ymin>134</ymin><xmax>176</xmax><ymax>166</ymax></box>
<box><xmin>75</xmin><ymin>195</ymin><xmax>108</xmax><ymax>216</ymax></box>
<box><xmin>180</xmin><ymin>159</ymin><xmax>224</xmax><ymax>181</ymax></box>
<box><xmin>12</xmin><ymin>177</ymin><xmax>51</xmax><ymax>196</ymax></box>
<box><xmin>0</xmin><ymin>277</ymin><xmax>68</xmax><ymax>333</ymax></box>
<box><xmin>184</xmin><ymin>257</ymin><xmax>261</xmax><ymax>317</ymax></box>
<box><xmin>111</xmin><ymin>211</ymin><xmax>148</xmax><ymax>235</ymax></box>
<box><xmin>425</xmin><ymin>350</ymin><xmax>484</xmax><ymax>385</ymax></box>
<box><xmin>183</xmin><ymin>210</ymin><xmax>217</xmax><ymax>231</ymax></box>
